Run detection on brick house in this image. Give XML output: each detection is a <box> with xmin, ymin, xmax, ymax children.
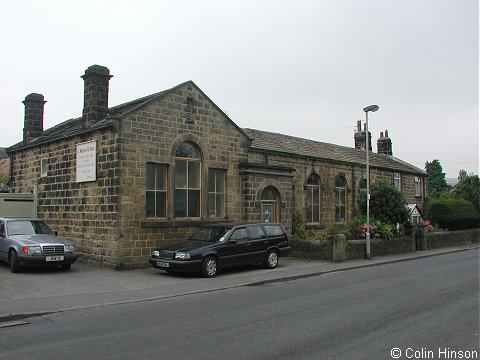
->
<box><xmin>6</xmin><ymin>65</ymin><xmax>427</xmax><ymax>269</ymax></box>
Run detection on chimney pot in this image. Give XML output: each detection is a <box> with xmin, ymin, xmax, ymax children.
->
<box><xmin>354</xmin><ymin>121</ymin><xmax>372</xmax><ymax>151</ymax></box>
<box><xmin>377</xmin><ymin>129</ymin><xmax>393</xmax><ymax>156</ymax></box>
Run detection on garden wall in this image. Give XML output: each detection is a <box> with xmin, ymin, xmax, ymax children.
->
<box><xmin>290</xmin><ymin>228</ymin><xmax>479</xmax><ymax>261</ymax></box>
<box><xmin>426</xmin><ymin>228</ymin><xmax>479</xmax><ymax>249</ymax></box>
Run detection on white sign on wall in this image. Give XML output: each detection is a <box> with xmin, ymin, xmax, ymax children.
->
<box><xmin>76</xmin><ymin>140</ymin><xmax>97</xmax><ymax>183</ymax></box>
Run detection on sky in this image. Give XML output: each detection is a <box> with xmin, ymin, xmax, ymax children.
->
<box><xmin>1</xmin><ymin>0</ymin><xmax>478</xmax><ymax>179</ymax></box>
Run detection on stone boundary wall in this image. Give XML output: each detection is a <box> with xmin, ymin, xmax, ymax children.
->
<box><xmin>426</xmin><ymin>228</ymin><xmax>479</xmax><ymax>249</ymax></box>
<box><xmin>290</xmin><ymin>228</ymin><xmax>479</xmax><ymax>261</ymax></box>
<box><xmin>346</xmin><ymin>237</ymin><xmax>414</xmax><ymax>260</ymax></box>
<box><xmin>290</xmin><ymin>238</ymin><xmax>332</xmax><ymax>260</ymax></box>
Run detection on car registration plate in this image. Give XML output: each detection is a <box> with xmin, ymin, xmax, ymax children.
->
<box><xmin>46</xmin><ymin>256</ymin><xmax>65</xmax><ymax>262</ymax></box>
<box><xmin>157</xmin><ymin>261</ymin><xmax>170</xmax><ymax>268</ymax></box>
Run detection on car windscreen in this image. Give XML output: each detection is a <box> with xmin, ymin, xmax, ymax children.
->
<box><xmin>190</xmin><ymin>227</ymin><xmax>231</xmax><ymax>242</ymax></box>
<box><xmin>7</xmin><ymin>220</ymin><xmax>54</xmax><ymax>236</ymax></box>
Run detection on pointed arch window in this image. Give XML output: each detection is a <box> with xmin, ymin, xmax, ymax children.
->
<box><xmin>174</xmin><ymin>142</ymin><xmax>201</xmax><ymax>218</ymax></box>
<box><xmin>335</xmin><ymin>175</ymin><xmax>347</xmax><ymax>223</ymax></box>
<box><xmin>306</xmin><ymin>174</ymin><xmax>320</xmax><ymax>224</ymax></box>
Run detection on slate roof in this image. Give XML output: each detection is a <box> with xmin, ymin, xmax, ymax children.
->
<box><xmin>242</xmin><ymin>128</ymin><xmax>425</xmax><ymax>175</ymax></box>
<box><xmin>30</xmin><ymin>84</ymin><xmax>188</xmax><ymax>143</ymax></box>
<box><xmin>8</xmin><ymin>82</ymin><xmax>192</xmax><ymax>151</ymax></box>
<box><xmin>7</xmin><ymin>79</ymin><xmax>425</xmax><ymax>176</ymax></box>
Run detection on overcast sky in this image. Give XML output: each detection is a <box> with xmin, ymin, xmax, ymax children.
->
<box><xmin>1</xmin><ymin>0</ymin><xmax>478</xmax><ymax>178</ymax></box>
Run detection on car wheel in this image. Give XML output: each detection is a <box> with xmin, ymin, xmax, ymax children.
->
<box><xmin>10</xmin><ymin>250</ymin><xmax>21</xmax><ymax>273</ymax></box>
<box><xmin>201</xmin><ymin>256</ymin><xmax>218</xmax><ymax>277</ymax></box>
<box><xmin>62</xmin><ymin>264</ymin><xmax>72</xmax><ymax>270</ymax></box>
<box><xmin>264</xmin><ymin>249</ymin><xmax>279</xmax><ymax>269</ymax></box>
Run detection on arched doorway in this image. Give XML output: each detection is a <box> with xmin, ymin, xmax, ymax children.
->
<box><xmin>260</xmin><ymin>186</ymin><xmax>280</xmax><ymax>223</ymax></box>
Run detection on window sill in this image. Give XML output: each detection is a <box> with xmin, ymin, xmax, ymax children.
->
<box><xmin>141</xmin><ymin>219</ymin><xmax>231</xmax><ymax>229</ymax></box>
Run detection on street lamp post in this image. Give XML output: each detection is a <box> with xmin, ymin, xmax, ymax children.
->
<box><xmin>363</xmin><ymin>104</ymin><xmax>379</xmax><ymax>259</ymax></box>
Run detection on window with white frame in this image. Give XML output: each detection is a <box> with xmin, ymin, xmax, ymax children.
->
<box><xmin>306</xmin><ymin>173</ymin><xmax>320</xmax><ymax>224</ymax></box>
<box><xmin>394</xmin><ymin>173</ymin><xmax>401</xmax><ymax>191</ymax></box>
<box><xmin>41</xmin><ymin>158</ymin><xmax>48</xmax><ymax>177</ymax></box>
<box><xmin>415</xmin><ymin>176</ymin><xmax>421</xmax><ymax>197</ymax></box>
<box><xmin>335</xmin><ymin>175</ymin><xmax>347</xmax><ymax>223</ymax></box>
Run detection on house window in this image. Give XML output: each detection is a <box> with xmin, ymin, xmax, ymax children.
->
<box><xmin>335</xmin><ymin>175</ymin><xmax>347</xmax><ymax>222</ymax></box>
<box><xmin>208</xmin><ymin>169</ymin><xmax>225</xmax><ymax>218</ymax></box>
<box><xmin>415</xmin><ymin>176</ymin><xmax>421</xmax><ymax>197</ymax></box>
<box><xmin>41</xmin><ymin>158</ymin><xmax>48</xmax><ymax>177</ymax></box>
<box><xmin>175</xmin><ymin>142</ymin><xmax>201</xmax><ymax>218</ymax></box>
<box><xmin>394</xmin><ymin>173</ymin><xmax>401</xmax><ymax>191</ymax></box>
<box><xmin>306</xmin><ymin>174</ymin><xmax>320</xmax><ymax>224</ymax></box>
<box><xmin>359</xmin><ymin>178</ymin><xmax>367</xmax><ymax>193</ymax></box>
<box><xmin>146</xmin><ymin>163</ymin><xmax>167</xmax><ymax>218</ymax></box>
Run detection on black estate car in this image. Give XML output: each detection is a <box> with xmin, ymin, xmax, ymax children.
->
<box><xmin>148</xmin><ymin>223</ymin><xmax>291</xmax><ymax>277</ymax></box>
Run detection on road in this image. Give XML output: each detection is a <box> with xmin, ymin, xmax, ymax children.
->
<box><xmin>1</xmin><ymin>249</ymin><xmax>478</xmax><ymax>360</ymax></box>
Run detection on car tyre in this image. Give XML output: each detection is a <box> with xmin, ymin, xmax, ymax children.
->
<box><xmin>201</xmin><ymin>256</ymin><xmax>218</xmax><ymax>277</ymax></box>
<box><xmin>264</xmin><ymin>249</ymin><xmax>279</xmax><ymax>269</ymax></box>
<box><xmin>10</xmin><ymin>250</ymin><xmax>22</xmax><ymax>273</ymax></box>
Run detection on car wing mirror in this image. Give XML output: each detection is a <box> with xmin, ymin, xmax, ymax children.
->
<box><xmin>228</xmin><ymin>239</ymin><xmax>238</xmax><ymax>245</ymax></box>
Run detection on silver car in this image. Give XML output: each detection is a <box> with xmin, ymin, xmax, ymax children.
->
<box><xmin>0</xmin><ymin>217</ymin><xmax>78</xmax><ymax>273</ymax></box>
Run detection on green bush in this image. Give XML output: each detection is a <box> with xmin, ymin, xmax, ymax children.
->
<box><xmin>356</xmin><ymin>181</ymin><xmax>410</xmax><ymax>225</ymax></box>
<box><xmin>370</xmin><ymin>219</ymin><xmax>394</xmax><ymax>240</ymax></box>
<box><xmin>292</xmin><ymin>214</ymin><xmax>401</xmax><ymax>241</ymax></box>
<box><xmin>426</xmin><ymin>197</ymin><xmax>480</xmax><ymax>230</ymax></box>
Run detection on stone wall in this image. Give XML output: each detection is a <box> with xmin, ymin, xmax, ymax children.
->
<box><xmin>346</xmin><ymin>237</ymin><xmax>415</xmax><ymax>260</ymax></box>
<box><xmin>290</xmin><ymin>238</ymin><xmax>332</xmax><ymax>260</ymax></box>
<box><xmin>290</xmin><ymin>228</ymin><xmax>479</xmax><ymax>261</ymax></box>
<box><xmin>249</xmin><ymin>150</ymin><xmax>426</xmax><ymax>230</ymax></box>
<box><xmin>426</xmin><ymin>228</ymin><xmax>479</xmax><ymax>249</ymax></box>
<box><xmin>9</xmin><ymin>126</ymin><xmax>122</xmax><ymax>268</ymax></box>
<box><xmin>113</xmin><ymin>83</ymin><xmax>251</xmax><ymax>267</ymax></box>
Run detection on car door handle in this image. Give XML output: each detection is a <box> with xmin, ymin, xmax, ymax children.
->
<box><xmin>245</xmin><ymin>243</ymin><xmax>251</xmax><ymax>246</ymax></box>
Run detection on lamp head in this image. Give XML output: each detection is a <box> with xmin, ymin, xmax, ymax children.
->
<box><xmin>363</xmin><ymin>105</ymin><xmax>379</xmax><ymax>113</ymax></box>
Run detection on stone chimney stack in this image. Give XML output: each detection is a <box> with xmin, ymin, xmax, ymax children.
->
<box><xmin>354</xmin><ymin>121</ymin><xmax>372</xmax><ymax>151</ymax></box>
<box><xmin>23</xmin><ymin>93</ymin><xmax>46</xmax><ymax>144</ymax></box>
<box><xmin>377</xmin><ymin>130</ymin><xmax>393</xmax><ymax>155</ymax></box>
<box><xmin>81</xmin><ymin>65</ymin><xmax>113</xmax><ymax>128</ymax></box>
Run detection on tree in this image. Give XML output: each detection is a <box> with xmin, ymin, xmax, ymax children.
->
<box><xmin>0</xmin><ymin>158</ymin><xmax>9</xmax><ymax>192</ymax></box>
<box><xmin>357</xmin><ymin>181</ymin><xmax>410</xmax><ymax>224</ymax></box>
<box><xmin>425</xmin><ymin>159</ymin><xmax>449</xmax><ymax>198</ymax></box>
<box><xmin>452</xmin><ymin>170</ymin><xmax>480</xmax><ymax>211</ymax></box>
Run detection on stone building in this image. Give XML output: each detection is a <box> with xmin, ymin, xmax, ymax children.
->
<box><xmin>7</xmin><ymin>65</ymin><xmax>427</xmax><ymax>268</ymax></box>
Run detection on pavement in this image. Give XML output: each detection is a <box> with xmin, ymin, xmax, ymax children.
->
<box><xmin>0</xmin><ymin>244</ymin><xmax>478</xmax><ymax>324</ymax></box>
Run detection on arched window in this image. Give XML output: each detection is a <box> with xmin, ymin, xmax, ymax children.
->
<box><xmin>260</xmin><ymin>186</ymin><xmax>280</xmax><ymax>222</ymax></box>
<box><xmin>335</xmin><ymin>175</ymin><xmax>347</xmax><ymax>222</ymax></box>
<box><xmin>306</xmin><ymin>174</ymin><xmax>320</xmax><ymax>224</ymax></box>
<box><xmin>174</xmin><ymin>142</ymin><xmax>201</xmax><ymax>218</ymax></box>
